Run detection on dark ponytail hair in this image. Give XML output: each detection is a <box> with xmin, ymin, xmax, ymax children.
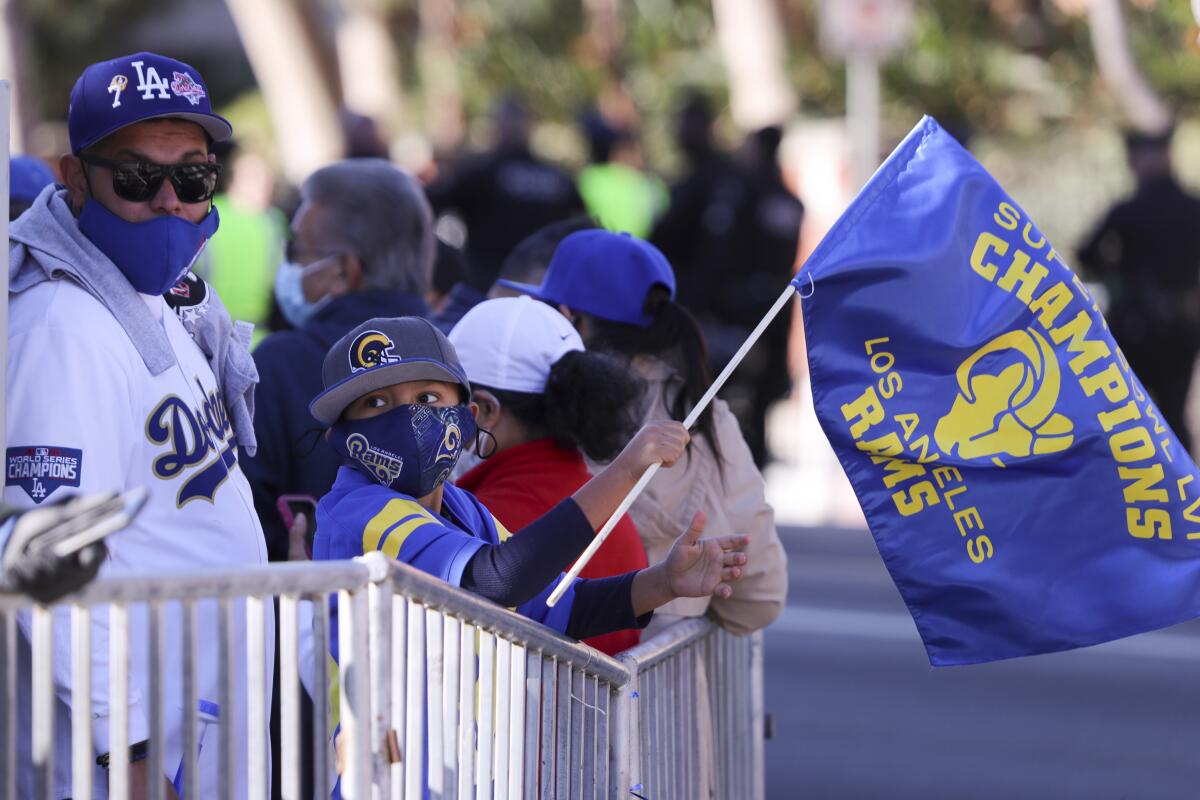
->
<box><xmin>478</xmin><ymin>350</ymin><xmax>643</xmax><ymax>463</ymax></box>
<box><xmin>583</xmin><ymin>285</ymin><xmax>725</xmax><ymax>471</ymax></box>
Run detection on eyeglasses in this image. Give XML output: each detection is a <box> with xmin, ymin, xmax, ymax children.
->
<box><xmin>79</xmin><ymin>154</ymin><xmax>221</xmax><ymax>204</ymax></box>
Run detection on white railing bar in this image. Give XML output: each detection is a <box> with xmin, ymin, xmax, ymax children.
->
<box><xmin>521</xmin><ymin>650</ymin><xmax>541</xmax><ymax>799</ymax></box>
<box><xmin>493</xmin><ymin>637</ymin><xmax>511</xmax><ymax>800</ymax></box>
<box><xmin>539</xmin><ymin>656</ymin><xmax>556</xmax><ymax>796</ymax></box>
<box><xmin>751</xmin><ymin>632</ymin><xmax>765</xmax><ymax>800</ymax></box>
<box><xmin>247</xmin><ymin>596</ymin><xmax>267</xmax><ymax>800</ymax></box>
<box><xmin>311</xmin><ymin>593</ymin><xmax>332</xmax><ymax>800</ymax></box>
<box><xmin>32</xmin><ymin>606</ymin><xmax>53</xmax><ymax>800</ymax></box>
<box><xmin>71</xmin><ymin>604</ymin><xmax>93</xmax><ymax>800</ymax></box>
<box><xmin>506</xmin><ymin>643</ymin><xmax>526</xmax><ymax>800</ymax></box>
<box><xmin>662</xmin><ymin>662</ymin><xmax>672</xmax><ymax>800</ymax></box>
<box><xmin>424</xmin><ymin>610</ymin><xmax>444</xmax><ymax>800</ymax></box>
<box><xmin>611</xmin><ymin>669</ymin><xmax>636</xmax><ymax>799</ymax></box>
<box><xmin>219</xmin><ymin>597</ymin><xmax>235</xmax><ymax>800</ymax></box>
<box><xmin>652</xmin><ymin>664</ymin><xmax>663</xmax><ymax>799</ymax></box>
<box><xmin>108</xmin><ymin>604</ymin><xmax>130</xmax><ymax>800</ymax></box>
<box><xmin>338</xmin><ymin>588</ymin><xmax>371</xmax><ymax>800</ymax></box>
<box><xmin>474</xmin><ymin>630</ymin><xmax>495</xmax><ymax>800</ymax></box>
<box><xmin>403</xmin><ymin>600</ymin><xmax>425</xmax><ymax>800</ymax></box>
<box><xmin>592</xmin><ymin>678</ymin><xmax>602</xmax><ymax>800</ymax></box>
<box><xmin>683</xmin><ymin>651</ymin><xmax>694</xmax><ymax>800</ymax></box>
<box><xmin>367</xmin><ymin>581</ymin><xmax>393</xmax><ymax>800</ymax></box>
<box><xmin>554</xmin><ymin>660</ymin><xmax>570</xmax><ymax>800</ymax></box>
<box><xmin>569</xmin><ymin>667</ymin><xmax>584</xmax><ymax>799</ymax></box>
<box><xmin>181</xmin><ymin>600</ymin><xmax>198</xmax><ymax>800</ymax></box>
<box><xmin>279</xmin><ymin>595</ymin><xmax>300</xmax><ymax>800</ymax></box>
<box><xmin>2</xmin><ymin>610</ymin><xmax>17</xmax><ymax>800</ymax></box>
<box><xmin>492</xmin><ymin>638</ymin><xmax>511</xmax><ymax>800</ymax></box>
<box><xmin>440</xmin><ymin>615</ymin><xmax>460</xmax><ymax>800</ymax></box>
<box><xmin>575</xmin><ymin>670</ymin><xmax>590</xmax><ymax>800</ymax></box>
<box><xmin>455</xmin><ymin>620</ymin><xmax>474</xmax><ymax>800</ymax></box>
<box><xmin>388</xmin><ymin>595</ymin><xmax>406</xmax><ymax>798</ymax></box>
<box><xmin>147</xmin><ymin>601</ymin><xmax>164</xmax><ymax>800</ymax></box>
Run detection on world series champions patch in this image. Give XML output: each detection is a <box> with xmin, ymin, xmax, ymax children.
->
<box><xmin>6</xmin><ymin>446</ymin><xmax>82</xmax><ymax>503</ymax></box>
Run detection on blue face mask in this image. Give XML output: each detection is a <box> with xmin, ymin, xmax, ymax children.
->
<box><xmin>77</xmin><ymin>199</ymin><xmax>220</xmax><ymax>296</ymax></box>
<box><xmin>330</xmin><ymin>404</ymin><xmax>477</xmax><ymax>498</ymax></box>
<box><xmin>273</xmin><ymin>257</ymin><xmax>334</xmax><ymax>328</ymax></box>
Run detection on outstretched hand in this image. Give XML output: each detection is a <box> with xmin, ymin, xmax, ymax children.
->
<box><xmin>663</xmin><ymin>511</ymin><xmax>749</xmax><ymax>600</ymax></box>
<box><xmin>631</xmin><ymin>512</ymin><xmax>750</xmax><ymax>615</ymax></box>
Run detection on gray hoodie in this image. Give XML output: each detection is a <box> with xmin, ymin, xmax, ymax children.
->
<box><xmin>8</xmin><ymin>185</ymin><xmax>258</xmax><ymax>454</ymax></box>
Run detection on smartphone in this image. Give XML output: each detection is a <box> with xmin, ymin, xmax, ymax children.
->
<box><xmin>276</xmin><ymin>494</ymin><xmax>318</xmax><ymax>558</ymax></box>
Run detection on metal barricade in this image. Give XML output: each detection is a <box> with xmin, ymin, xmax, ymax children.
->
<box><xmin>350</xmin><ymin>552</ymin><xmax>630</xmax><ymax>800</ymax></box>
<box><xmin>0</xmin><ymin>552</ymin><xmax>765</xmax><ymax>800</ymax></box>
<box><xmin>0</xmin><ymin>558</ymin><xmax>367</xmax><ymax>800</ymax></box>
<box><xmin>615</xmin><ymin>619</ymin><xmax>765</xmax><ymax>800</ymax></box>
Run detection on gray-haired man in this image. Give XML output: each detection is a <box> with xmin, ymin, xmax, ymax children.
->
<box><xmin>245</xmin><ymin>158</ymin><xmax>435</xmax><ymax>560</ymax></box>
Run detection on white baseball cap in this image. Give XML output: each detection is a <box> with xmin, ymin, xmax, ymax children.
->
<box><xmin>449</xmin><ymin>296</ymin><xmax>584</xmax><ymax>394</ymax></box>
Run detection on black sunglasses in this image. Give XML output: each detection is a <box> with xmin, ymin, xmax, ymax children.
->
<box><xmin>79</xmin><ymin>154</ymin><xmax>221</xmax><ymax>204</ymax></box>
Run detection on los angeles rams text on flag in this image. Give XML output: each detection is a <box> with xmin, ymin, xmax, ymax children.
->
<box><xmin>798</xmin><ymin>116</ymin><xmax>1200</xmax><ymax>666</ymax></box>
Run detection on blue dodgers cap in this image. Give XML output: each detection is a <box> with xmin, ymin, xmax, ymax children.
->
<box><xmin>496</xmin><ymin>230</ymin><xmax>676</xmax><ymax>327</ymax></box>
<box><xmin>10</xmin><ymin>156</ymin><xmax>55</xmax><ymax>203</ymax></box>
<box><xmin>310</xmin><ymin>317</ymin><xmax>471</xmax><ymax>425</ymax></box>
<box><xmin>68</xmin><ymin>52</ymin><xmax>232</xmax><ymax>153</ymax></box>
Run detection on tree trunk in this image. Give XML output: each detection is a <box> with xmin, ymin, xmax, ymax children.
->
<box><xmin>336</xmin><ymin>0</ymin><xmax>406</xmax><ymax>139</ymax></box>
<box><xmin>711</xmin><ymin>0</ymin><xmax>796</xmax><ymax>131</ymax></box>
<box><xmin>0</xmin><ymin>0</ymin><xmax>33</xmax><ymax>153</ymax></box>
<box><xmin>583</xmin><ymin>0</ymin><xmax>624</xmax><ymax>69</ymax></box>
<box><xmin>418</xmin><ymin>0</ymin><xmax>464</xmax><ymax>156</ymax></box>
<box><xmin>1087</xmin><ymin>0</ymin><xmax>1172</xmax><ymax>134</ymax></box>
<box><xmin>224</xmin><ymin>0</ymin><xmax>344</xmax><ymax>185</ymax></box>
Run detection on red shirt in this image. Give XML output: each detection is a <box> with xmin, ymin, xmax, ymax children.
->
<box><xmin>456</xmin><ymin>438</ymin><xmax>648</xmax><ymax>655</ymax></box>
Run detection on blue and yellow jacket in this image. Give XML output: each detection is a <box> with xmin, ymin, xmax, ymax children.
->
<box><xmin>314</xmin><ymin>465</ymin><xmax>577</xmax><ymax>661</ymax></box>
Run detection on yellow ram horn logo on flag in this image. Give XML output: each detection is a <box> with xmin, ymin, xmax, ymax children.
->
<box><xmin>934</xmin><ymin>327</ymin><xmax>1075</xmax><ymax>464</ymax></box>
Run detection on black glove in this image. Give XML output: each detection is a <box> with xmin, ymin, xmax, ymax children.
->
<box><xmin>1</xmin><ymin>490</ymin><xmax>146</xmax><ymax>604</ymax></box>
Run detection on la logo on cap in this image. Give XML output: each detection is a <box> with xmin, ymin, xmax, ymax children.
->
<box><xmin>106</xmin><ymin>59</ymin><xmax>208</xmax><ymax>110</ymax></box>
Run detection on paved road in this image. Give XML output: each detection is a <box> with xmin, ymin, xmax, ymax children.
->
<box><xmin>763</xmin><ymin>524</ymin><xmax>1200</xmax><ymax>800</ymax></box>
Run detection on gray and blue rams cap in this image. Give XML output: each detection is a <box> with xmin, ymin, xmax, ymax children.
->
<box><xmin>309</xmin><ymin>317</ymin><xmax>471</xmax><ymax>425</ymax></box>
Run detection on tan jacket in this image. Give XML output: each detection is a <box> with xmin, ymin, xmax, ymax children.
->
<box><xmin>590</xmin><ymin>354</ymin><xmax>788</xmax><ymax>635</ymax></box>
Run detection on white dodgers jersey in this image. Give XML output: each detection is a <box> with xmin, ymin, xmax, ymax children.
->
<box><xmin>7</xmin><ymin>279</ymin><xmax>272</xmax><ymax>799</ymax></box>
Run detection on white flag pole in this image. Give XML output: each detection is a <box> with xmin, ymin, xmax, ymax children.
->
<box><xmin>547</xmin><ymin>281</ymin><xmax>801</xmax><ymax>606</ymax></box>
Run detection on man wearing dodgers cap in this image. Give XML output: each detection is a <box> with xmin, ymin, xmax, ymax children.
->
<box><xmin>7</xmin><ymin>53</ymin><xmax>269</xmax><ymax>799</ymax></box>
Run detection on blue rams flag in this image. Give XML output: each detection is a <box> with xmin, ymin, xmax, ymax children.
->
<box><xmin>797</xmin><ymin>116</ymin><xmax>1200</xmax><ymax>666</ymax></box>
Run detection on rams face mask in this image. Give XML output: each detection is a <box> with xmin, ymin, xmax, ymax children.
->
<box><xmin>329</xmin><ymin>404</ymin><xmax>476</xmax><ymax>498</ymax></box>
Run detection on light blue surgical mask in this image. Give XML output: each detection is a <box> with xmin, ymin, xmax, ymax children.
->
<box><xmin>273</xmin><ymin>256</ymin><xmax>335</xmax><ymax>328</ymax></box>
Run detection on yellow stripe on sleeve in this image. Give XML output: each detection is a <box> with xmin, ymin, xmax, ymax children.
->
<box><xmin>379</xmin><ymin>514</ymin><xmax>438</xmax><ymax>560</ymax></box>
<box><xmin>492</xmin><ymin>515</ymin><xmax>513</xmax><ymax>543</ymax></box>
<box><xmin>361</xmin><ymin>498</ymin><xmax>431</xmax><ymax>553</ymax></box>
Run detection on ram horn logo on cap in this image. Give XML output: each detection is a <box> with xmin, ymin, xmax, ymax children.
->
<box><xmin>349</xmin><ymin>330</ymin><xmax>401</xmax><ymax>373</ymax></box>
